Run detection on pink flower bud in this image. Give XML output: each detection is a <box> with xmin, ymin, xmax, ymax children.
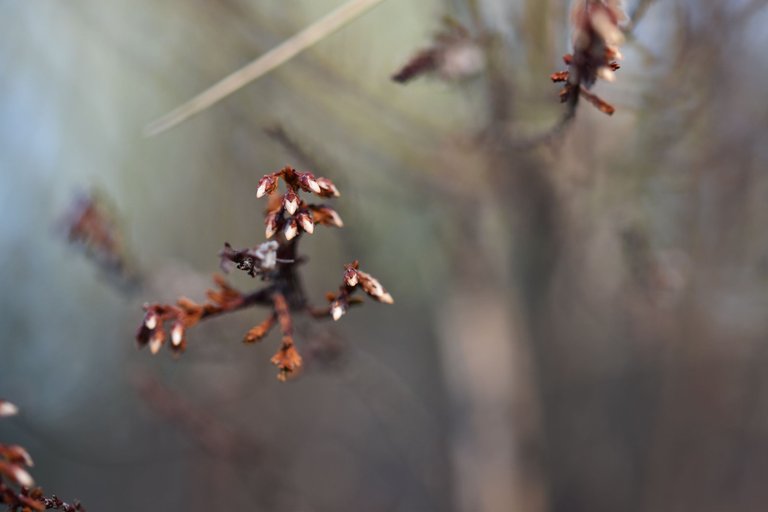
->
<box><xmin>358</xmin><ymin>271</ymin><xmax>394</xmax><ymax>304</ymax></box>
<box><xmin>144</xmin><ymin>311</ymin><xmax>158</xmax><ymax>330</ymax></box>
<box><xmin>149</xmin><ymin>329</ymin><xmax>165</xmax><ymax>355</ymax></box>
<box><xmin>298</xmin><ymin>172</ymin><xmax>322</xmax><ymax>194</ymax></box>
<box><xmin>316</xmin><ymin>177</ymin><xmax>340</xmax><ymax>197</ymax></box>
<box><xmin>330</xmin><ymin>300</ymin><xmax>346</xmax><ymax>321</ymax></box>
<box><xmin>284</xmin><ymin>218</ymin><xmax>299</xmax><ymax>241</ymax></box>
<box><xmin>0</xmin><ymin>461</ymin><xmax>34</xmax><ymax>487</ymax></box>
<box><xmin>265</xmin><ymin>212</ymin><xmax>279</xmax><ymax>239</ymax></box>
<box><xmin>344</xmin><ymin>268</ymin><xmax>359</xmax><ymax>287</ymax></box>
<box><xmin>297</xmin><ymin>212</ymin><xmax>314</xmax><ymax>234</ymax></box>
<box><xmin>283</xmin><ymin>191</ymin><xmax>299</xmax><ymax>215</ymax></box>
<box><xmin>170</xmin><ymin>321</ymin><xmax>185</xmax><ymax>347</ymax></box>
<box><xmin>256</xmin><ymin>175</ymin><xmax>277</xmax><ymax>198</ymax></box>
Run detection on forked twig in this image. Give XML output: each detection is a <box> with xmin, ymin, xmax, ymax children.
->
<box><xmin>144</xmin><ymin>0</ymin><xmax>389</xmax><ymax>137</ymax></box>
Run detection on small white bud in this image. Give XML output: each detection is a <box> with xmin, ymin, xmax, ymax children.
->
<box><xmin>307</xmin><ymin>178</ymin><xmax>322</xmax><ymax>194</ymax></box>
<box><xmin>149</xmin><ymin>331</ymin><xmax>164</xmax><ymax>354</ymax></box>
<box><xmin>591</xmin><ymin>9</ymin><xmax>625</xmax><ymax>47</ymax></box>
<box><xmin>0</xmin><ymin>401</ymin><xmax>19</xmax><ymax>417</ymax></box>
<box><xmin>265</xmin><ymin>214</ymin><xmax>278</xmax><ymax>239</ymax></box>
<box><xmin>256</xmin><ymin>183</ymin><xmax>267</xmax><ymax>198</ymax></box>
<box><xmin>256</xmin><ymin>175</ymin><xmax>276</xmax><ymax>198</ymax></box>
<box><xmin>331</xmin><ymin>302</ymin><xmax>345</xmax><ymax>321</ymax></box>
<box><xmin>144</xmin><ymin>312</ymin><xmax>158</xmax><ymax>330</ymax></box>
<box><xmin>10</xmin><ymin>465</ymin><xmax>34</xmax><ymax>488</ymax></box>
<box><xmin>328</xmin><ymin>209</ymin><xmax>344</xmax><ymax>228</ymax></box>
<box><xmin>597</xmin><ymin>66</ymin><xmax>616</xmax><ymax>82</ymax></box>
<box><xmin>284</xmin><ymin>194</ymin><xmax>299</xmax><ymax>215</ymax></box>
<box><xmin>358</xmin><ymin>271</ymin><xmax>394</xmax><ymax>303</ymax></box>
<box><xmin>20</xmin><ymin>448</ymin><xmax>34</xmax><ymax>467</ymax></box>
<box><xmin>298</xmin><ymin>213</ymin><xmax>314</xmax><ymax>234</ymax></box>
<box><xmin>7</xmin><ymin>445</ymin><xmax>34</xmax><ymax>467</ymax></box>
<box><xmin>171</xmin><ymin>323</ymin><xmax>184</xmax><ymax>347</ymax></box>
<box><xmin>317</xmin><ymin>178</ymin><xmax>340</xmax><ymax>197</ymax></box>
<box><xmin>284</xmin><ymin>221</ymin><xmax>298</xmax><ymax>241</ymax></box>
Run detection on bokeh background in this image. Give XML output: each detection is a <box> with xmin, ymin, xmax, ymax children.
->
<box><xmin>2</xmin><ymin>0</ymin><xmax>768</xmax><ymax>510</ymax></box>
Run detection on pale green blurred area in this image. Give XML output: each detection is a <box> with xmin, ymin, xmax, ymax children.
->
<box><xmin>2</xmin><ymin>0</ymin><xmax>768</xmax><ymax>511</ymax></box>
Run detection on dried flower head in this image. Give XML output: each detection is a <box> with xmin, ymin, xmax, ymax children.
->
<box><xmin>1</xmin><ymin>401</ymin><xmax>85</xmax><ymax>511</ymax></box>
<box><xmin>136</xmin><ymin>166</ymin><xmax>393</xmax><ymax>380</ymax></box>
<box><xmin>312</xmin><ymin>261</ymin><xmax>393</xmax><ymax>323</ymax></box>
<box><xmin>551</xmin><ymin>0</ymin><xmax>628</xmax><ymax>115</ymax></box>
<box><xmin>58</xmin><ymin>190</ymin><xmax>140</xmax><ymax>289</ymax></box>
<box><xmin>392</xmin><ymin>18</ymin><xmax>484</xmax><ymax>84</ymax></box>
<box><xmin>257</xmin><ymin>166</ymin><xmax>342</xmax><ymax>241</ymax></box>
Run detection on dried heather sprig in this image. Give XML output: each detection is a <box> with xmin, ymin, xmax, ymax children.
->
<box><xmin>0</xmin><ymin>401</ymin><xmax>34</xmax><ymax>498</ymax></box>
<box><xmin>58</xmin><ymin>191</ymin><xmax>140</xmax><ymax>289</ymax></box>
<box><xmin>136</xmin><ymin>166</ymin><xmax>392</xmax><ymax>380</ymax></box>
<box><xmin>137</xmin><ymin>274</ymin><xmax>274</xmax><ymax>355</ymax></box>
<box><xmin>551</xmin><ymin>0</ymin><xmax>627</xmax><ymax>115</ymax></box>
<box><xmin>0</xmin><ymin>402</ymin><xmax>85</xmax><ymax>511</ymax></box>
<box><xmin>313</xmin><ymin>261</ymin><xmax>394</xmax><ymax>322</ymax></box>
<box><xmin>257</xmin><ymin>166</ymin><xmax>343</xmax><ymax>241</ymax></box>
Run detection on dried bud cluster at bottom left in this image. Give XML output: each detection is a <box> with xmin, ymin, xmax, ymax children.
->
<box><xmin>0</xmin><ymin>401</ymin><xmax>85</xmax><ymax>511</ymax></box>
<box><xmin>137</xmin><ymin>166</ymin><xmax>393</xmax><ymax>381</ymax></box>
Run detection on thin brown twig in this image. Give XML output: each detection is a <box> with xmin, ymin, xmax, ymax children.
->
<box><xmin>264</xmin><ymin>124</ymin><xmax>327</xmax><ymax>172</ymax></box>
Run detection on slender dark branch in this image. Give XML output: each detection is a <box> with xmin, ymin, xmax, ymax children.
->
<box><xmin>264</xmin><ymin>124</ymin><xmax>326</xmax><ymax>172</ymax></box>
<box><xmin>197</xmin><ymin>284</ymin><xmax>276</xmax><ymax>323</ymax></box>
<box><xmin>274</xmin><ymin>237</ymin><xmax>309</xmax><ymax>310</ymax></box>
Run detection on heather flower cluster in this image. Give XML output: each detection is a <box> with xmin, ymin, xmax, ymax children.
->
<box><xmin>258</xmin><ymin>166</ymin><xmax>342</xmax><ymax>239</ymax></box>
<box><xmin>551</xmin><ymin>0</ymin><xmax>628</xmax><ymax>115</ymax></box>
<box><xmin>137</xmin><ymin>166</ymin><xmax>393</xmax><ymax>381</ymax></box>
<box><xmin>0</xmin><ymin>401</ymin><xmax>85</xmax><ymax>511</ymax></box>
